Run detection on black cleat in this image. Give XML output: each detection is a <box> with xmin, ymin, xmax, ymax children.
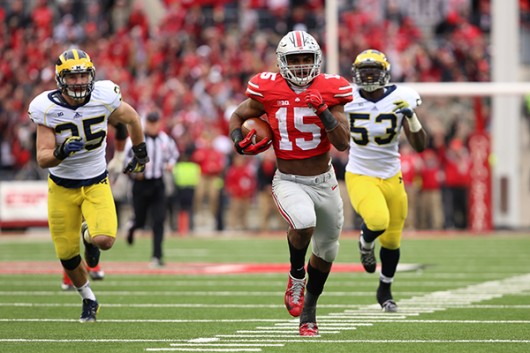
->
<box><xmin>82</xmin><ymin>222</ymin><xmax>100</xmax><ymax>268</ymax></box>
<box><xmin>126</xmin><ymin>227</ymin><xmax>134</xmax><ymax>246</ymax></box>
<box><xmin>358</xmin><ymin>239</ymin><xmax>376</xmax><ymax>273</ymax></box>
<box><xmin>79</xmin><ymin>299</ymin><xmax>100</xmax><ymax>322</ymax></box>
<box><xmin>377</xmin><ymin>283</ymin><xmax>398</xmax><ymax>312</ymax></box>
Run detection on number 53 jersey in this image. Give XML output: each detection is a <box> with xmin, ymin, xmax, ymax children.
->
<box><xmin>344</xmin><ymin>84</ymin><xmax>421</xmax><ymax>179</ymax></box>
<box><xmin>28</xmin><ymin>80</ymin><xmax>122</xmax><ymax>180</ymax></box>
<box><xmin>246</xmin><ymin>72</ymin><xmax>353</xmax><ymax>160</ymax></box>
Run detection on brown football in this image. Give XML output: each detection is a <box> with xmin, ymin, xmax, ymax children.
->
<box><xmin>241</xmin><ymin>117</ymin><xmax>273</xmax><ymax>144</ymax></box>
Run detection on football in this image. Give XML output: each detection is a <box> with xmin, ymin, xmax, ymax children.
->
<box><xmin>241</xmin><ymin>117</ymin><xmax>273</xmax><ymax>144</ymax></box>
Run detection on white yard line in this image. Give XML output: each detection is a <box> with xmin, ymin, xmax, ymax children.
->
<box><xmin>153</xmin><ymin>273</ymin><xmax>530</xmax><ymax>352</ymax></box>
<box><xmin>1</xmin><ymin>273</ymin><xmax>529</xmax><ymax>352</ymax></box>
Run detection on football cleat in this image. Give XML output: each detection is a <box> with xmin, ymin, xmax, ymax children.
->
<box><xmin>380</xmin><ymin>299</ymin><xmax>398</xmax><ymax>313</ymax></box>
<box><xmin>284</xmin><ymin>274</ymin><xmax>305</xmax><ymax>317</ymax></box>
<box><xmin>88</xmin><ymin>264</ymin><xmax>105</xmax><ymax>281</ymax></box>
<box><xmin>377</xmin><ymin>284</ymin><xmax>398</xmax><ymax>312</ymax></box>
<box><xmin>61</xmin><ymin>271</ymin><xmax>74</xmax><ymax>291</ymax></box>
<box><xmin>82</xmin><ymin>222</ymin><xmax>100</xmax><ymax>268</ymax></box>
<box><xmin>126</xmin><ymin>226</ymin><xmax>134</xmax><ymax>246</ymax></box>
<box><xmin>299</xmin><ymin>322</ymin><xmax>319</xmax><ymax>336</ymax></box>
<box><xmin>79</xmin><ymin>299</ymin><xmax>99</xmax><ymax>322</ymax></box>
<box><xmin>358</xmin><ymin>238</ymin><xmax>377</xmax><ymax>273</ymax></box>
<box><xmin>149</xmin><ymin>257</ymin><xmax>165</xmax><ymax>269</ymax></box>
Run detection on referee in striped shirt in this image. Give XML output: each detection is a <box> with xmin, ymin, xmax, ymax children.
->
<box><xmin>125</xmin><ymin>111</ymin><xmax>179</xmax><ymax>267</ymax></box>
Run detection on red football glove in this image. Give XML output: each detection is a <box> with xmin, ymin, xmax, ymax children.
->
<box><xmin>304</xmin><ymin>89</ymin><xmax>328</xmax><ymax>115</ymax></box>
<box><xmin>235</xmin><ymin>129</ymin><xmax>272</xmax><ymax>155</ymax></box>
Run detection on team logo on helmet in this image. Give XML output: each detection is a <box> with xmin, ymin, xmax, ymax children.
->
<box><xmin>276</xmin><ymin>31</ymin><xmax>322</xmax><ymax>86</ymax></box>
<box><xmin>55</xmin><ymin>49</ymin><xmax>96</xmax><ymax>101</ymax></box>
<box><xmin>352</xmin><ymin>49</ymin><xmax>391</xmax><ymax>92</ymax></box>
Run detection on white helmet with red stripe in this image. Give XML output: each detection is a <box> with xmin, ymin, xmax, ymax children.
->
<box><xmin>276</xmin><ymin>31</ymin><xmax>322</xmax><ymax>86</ymax></box>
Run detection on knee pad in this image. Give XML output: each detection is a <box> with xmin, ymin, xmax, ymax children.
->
<box><xmin>313</xmin><ymin>241</ymin><xmax>339</xmax><ymax>263</ymax></box>
<box><xmin>379</xmin><ymin>232</ymin><xmax>401</xmax><ymax>250</ymax></box>
<box><xmin>60</xmin><ymin>255</ymin><xmax>82</xmax><ymax>270</ymax></box>
<box><xmin>364</xmin><ymin>211</ymin><xmax>390</xmax><ymax>231</ymax></box>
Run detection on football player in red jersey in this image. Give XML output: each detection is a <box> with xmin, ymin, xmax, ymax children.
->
<box><xmin>229</xmin><ymin>31</ymin><xmax>353</xmax><ymax>336</ymax></box>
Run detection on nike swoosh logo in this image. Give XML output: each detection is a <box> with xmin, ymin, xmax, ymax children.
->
<box><xmin>332</xmin><ymin>185</ymin><xmax>338</xmax><ymax>191</ymax></box>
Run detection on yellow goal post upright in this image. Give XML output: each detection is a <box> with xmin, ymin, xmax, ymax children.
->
<box><xmin>404</xmin><ymin>82</ymin><xmax>530</xmax><ymax>231</ymax></box>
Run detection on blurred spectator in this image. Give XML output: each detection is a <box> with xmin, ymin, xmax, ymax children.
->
<box><xmin>256</xmin><ymin>148</ymin><xmax>283</xmax><ymax>231</ymax></box>
<box><xmin>0</xmin><ymin>0</ymin><xmax>502</xmax><ymax>231</ymax></box>
<box><xmin>225</xmin><ymin>154</ymin><xmax>257</xmax><ymax>231</ymax></box>
<box><xmin>442</xmin><ymin>138</ymin><xmax>471</xmax><ymax>229</ymax></box>
<box><xmin>418</xmin><ymin>148</ymin><xmax>444</xmax><ymax>230</ymax></box>
<box><xmin>172</xmin><ymin>149</ymin><xmax>201</xmax><ymax>235</ymax></box>
<box><xmin>400</xmin><ymin>143</ymin><xmax>422</xmax><ymax>230</ymax></box>
<box><xmin>5</xmin><ymin>0</ymin><xmax>31</xmax><ymax>32</ymax></box>
<box><xmin>31</xmin><ymin>0</ymin><xmax>54</xmax><ymax>38</ymax></box>
<box><xmin>192</xmin><ymin>132</ymin><xmax>227</xmax><ymax>230</ymax></box>
<box><xmin>54</xmin><ymin>14</ymin><xmax>85</xmax><ymax>44</ymax></box>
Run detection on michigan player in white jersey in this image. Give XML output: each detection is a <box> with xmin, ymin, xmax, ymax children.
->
<box><xmin>29</xmin><ymin>49</ymin><xmax>148</xmax><ymax>322</ymax></box>
<box><xmin>344</xmin><ymin>49</ymin><xmax>427</xmax><ymax>312</ymax></box>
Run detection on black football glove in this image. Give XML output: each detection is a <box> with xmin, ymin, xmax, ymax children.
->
<box><xmin>53</xmin><ymin>136</ymin><xmax>84</xmax><ymax>160</ymax></box>
<box><xmin>123</xmin><ymin>142</ymin><xmax>149</xmax><ymax>173</ymax></box>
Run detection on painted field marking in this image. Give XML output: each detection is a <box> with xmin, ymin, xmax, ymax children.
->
<box><xmin>3</xmin><ymin>302</ymin><xmax>530</xmax><ymax>310</ymax></box>
<box><xmin>1</xmin><ymin>274</ymin><xmax>529</xmax><ymax>351</ymax></box>
<box><xmin>0</xmin><ymin>261</ymin><xmax>422</xmax><ymax>275</ymax></box>
<box><xmin>150</xmin><ymin>273</ymin><xmax>530</xmax><ymax>352</ymax></box>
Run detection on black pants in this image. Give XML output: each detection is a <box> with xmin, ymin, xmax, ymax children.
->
<box><xmin>442</xmin><ymin>186</ymin><xmax>468</xmax><ymax>229</ymax></box>
<box><xmin>130</xmin><ymin>178</ymin><xmax>166</xmax><ymax>259</ymax></box>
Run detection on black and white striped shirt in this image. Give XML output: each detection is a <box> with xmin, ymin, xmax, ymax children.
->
<box><xmin>125</xmin><ymin>132</ymin><xmax>179</xmax><ymax>180</ymax></box>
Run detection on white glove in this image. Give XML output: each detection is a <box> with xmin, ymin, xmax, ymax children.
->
<box><xmin>107</xmin><ymin>151</ymin><xmax>125</xmax><ymax>174</ymax></box>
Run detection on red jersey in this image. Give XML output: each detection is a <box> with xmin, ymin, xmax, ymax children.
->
<box><xmin>191</xmin><ymin>147</ymin><xmax>225</xmax><ymax>176</ymax></box>
<box><xmin>225</xmin><ymin>164</ymin><xmax>256</xmax><ymax>199</ymax></box>
<box><xmin>420</xmin><ymin>149</ymin><xmax>442</xmax><ymax>190</ymax></box>
<box><xmin>246</xmin><ymin>73</ymin><xmax>353</xmax><ymax>160</ymax></box>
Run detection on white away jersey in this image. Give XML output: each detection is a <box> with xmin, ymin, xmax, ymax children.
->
<box><xmin>28</xmin><ymin>80</ymin><xmax>122</xmax><ymax>180</ymax></box>
<box><xmin>344</xmin><ymin>84</ymin><xmax>421</xmax><ymax>179</ymax></box>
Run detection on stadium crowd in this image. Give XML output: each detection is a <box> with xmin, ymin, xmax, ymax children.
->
<box><xmin>0</xmin><ymin>0</ymin><xmax>526</xmax><ymax>231</ymax></box>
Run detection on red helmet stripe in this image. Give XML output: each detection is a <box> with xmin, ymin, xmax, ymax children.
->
<box><xmin>294</xmin><ymin>31</ymin><xmax>303</xmax><ymax>48</ymax></box>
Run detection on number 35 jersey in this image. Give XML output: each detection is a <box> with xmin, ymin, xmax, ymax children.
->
<box><xmin>344</xmin><ymin>84</ymin><xmax>421</xmax><ymax>179</ymax></box>
<box><xmin>246</xmin><ymin>73</ymin><xmax>353</xmax><ymax>160</ymax></box>
<box><xmin>28</xmin><ymin>80</ymin><xmax>122</xmax><ymax>180</ymax></box>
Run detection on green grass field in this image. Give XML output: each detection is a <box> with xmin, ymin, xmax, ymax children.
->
<box><xmin>0</xmin><ymin>231</ymin><xmax>529</xmax><ymax>353</ymax></box>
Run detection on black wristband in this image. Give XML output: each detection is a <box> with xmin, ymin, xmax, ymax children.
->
<box><xmin>132</xmin><ymin>142</ymin><xmax>149</xmax><ymax>163</ymax></box>
<box><xmin>230</xmin><ymin>128</ymin><xmax>243</xmax><ymax>143</ymax></box>
<box><xmin>230</xmin><ymin>128</ymin><xmax>245</xmax><ymax>154</ymax></box>
<box><xmin>319</xmin><ymin>109</ymin><xmax>339</xmax><ymax>131</ymax></box>
<box><xmin>53</xmin><ymin>145</ymin><xmax>67</xmax><ymax>160</ymax></box>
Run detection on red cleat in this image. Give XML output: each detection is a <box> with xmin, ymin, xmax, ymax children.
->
<box><xmin>299</xmin><ymin>322</ymin><xmax>319</xmax><ymax>336</ymax></box>
<box><xmin>284</xmin><ymin>274</ymin><xmax>305</xmax><ymax>317</ymax></box>
<box><xmin>61</xmin><ymin>271</ymin><xmax>74</xmax><ymax>291</ymax></box>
